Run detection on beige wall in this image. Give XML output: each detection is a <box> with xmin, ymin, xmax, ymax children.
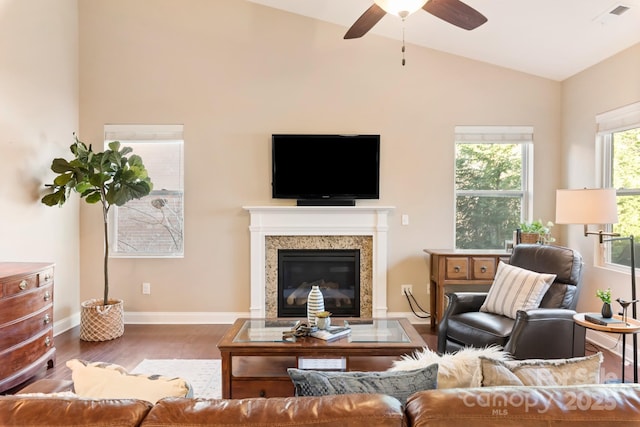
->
<box><xmin>0</xmin><ymin>0</ymin><xmax>634</xmax><ymax>335</ymax></box>
<box><xmin>76</xmin><ymin>0</ymin><xmax>562</xmax><ymax>321</ymax></box>
<box><xmin>561</xmin><ymin>43</ymin><xmax>640</xmax><ymax>316</ymax></box>
<box><xmin>0</xmin><ymin>0</ymin><xmax>80</xmax><ymax>332</ymax></box>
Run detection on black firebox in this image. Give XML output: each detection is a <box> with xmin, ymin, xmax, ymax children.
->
<box><xmin>277</xmin><ymin>249</ymin><xmax>360</xmax><ymax>318</ymax></box>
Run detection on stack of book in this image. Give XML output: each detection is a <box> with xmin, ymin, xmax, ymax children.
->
<box><xmin>309</xmin><ymin>326</ymin><xmax>351</xmax><ymax>341</ymax></box>
<box><xmin>584</xmin><ymin>313</ymin><xmax>625</xmax><ymax>326</ymax></box>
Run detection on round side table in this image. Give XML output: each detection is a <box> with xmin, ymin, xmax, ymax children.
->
<box><xmin>573</xmin><ymin>312</ymin><xmax>640</xmax><ymax>383</ymax></box>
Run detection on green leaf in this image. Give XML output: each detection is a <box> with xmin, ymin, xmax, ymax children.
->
<box><xmin>75</xmin><ymin>181</ymin><xmax>93</xmax><ymax>193</ymax></box>
<box><xmin>119</xmin><ymin>146</ymin><xmax>133</xmax><ymax>157</ymax></box>
<box><xmin>41</xmin><ymin>189</ymin><xmax>67</xmax><ymax>206</ymax></box>
<box><xmin>51</xmin><ymin>158</ymin><xmax>73</xmax><ymax>174</ymax></box>
<box><xmin>107</xmin><ymin>140</ymin><xmax>121</xmax><ymax>152</ymax></box>
<box><xmin>53</xmin><ymin>173</ymin><xmax>73</xmax><ymax>187</ymax></box>
<box><xmin>85</xmin><ymin>192</ymin><xmax>102</xmax><ymax>204</ymax></box>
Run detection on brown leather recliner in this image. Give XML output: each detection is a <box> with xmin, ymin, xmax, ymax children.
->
<box><xmin>437</xmin><ymin>244</ymin><xmax>586</xmax><ymax>359</ymax></box>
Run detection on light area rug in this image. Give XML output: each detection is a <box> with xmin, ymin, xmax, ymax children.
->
<box><xmin>131</xmin><ymin>359</ymin><xmax>221</xmax><ymax>399</ymax></box>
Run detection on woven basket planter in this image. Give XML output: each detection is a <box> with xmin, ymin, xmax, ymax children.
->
<box><xmin>519</xmin><ymin>232</ymin><xmax>540</xmax><ymax>244</ymax></box>
<box><xmin>80</xmin><ymin>298</ymin><xmax>124</xmax><ymax>341</ymax></box>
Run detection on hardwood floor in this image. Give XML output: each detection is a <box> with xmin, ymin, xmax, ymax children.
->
<box><xmin>5</xmin><ymin>322</ymin><xmax>635</xmax><ymax>393</ymax></box>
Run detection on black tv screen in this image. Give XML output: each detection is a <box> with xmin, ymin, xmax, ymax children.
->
<box><xmin>272</xmin><ymin>134</ymin><xmax>380</xmax><ymax>204</ymax></box>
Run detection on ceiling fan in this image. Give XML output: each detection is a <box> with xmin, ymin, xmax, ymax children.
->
<box><xmin>344</xmin><ymin>0</ymin><xmax>487</xmax><ymax>39</ymax></box>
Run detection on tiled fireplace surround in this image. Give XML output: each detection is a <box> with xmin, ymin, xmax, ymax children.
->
<box><xmin>243</xmin><ymin>206</ymin><xmax>394</xmax><ymax>318</ymax></box>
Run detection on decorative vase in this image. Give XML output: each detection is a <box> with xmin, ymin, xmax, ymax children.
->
<box><xmin>601</xmin><ymin>302</ymin><xmax>613</xmax><ymax>319</ymax></box>
<box><xmin>306</xmin><ymin>285</ymin><xmax>325</xmax><ymax>326</ymax></box>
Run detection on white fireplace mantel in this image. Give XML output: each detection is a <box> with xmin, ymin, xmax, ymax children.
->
<box><xmin>243</xmin><ymin>205</ymin><xmax>395</xmax><ymax>318</ymax></box>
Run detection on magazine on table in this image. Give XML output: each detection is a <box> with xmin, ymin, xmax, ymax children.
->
<box><xmin>309</xmin><ymin>326</ymin><xmax>351</xmax><ymax>341</ymax></box>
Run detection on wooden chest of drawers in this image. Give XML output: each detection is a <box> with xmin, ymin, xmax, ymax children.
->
<box><xmin>0</xmin><ymin>262</ymin><xmax>56</xmax><ymax>392</ymax></box>
<box><xmin>424</xmin><ymin>250</ymin><xmax>510</xmax><ymax>329</ymax></box>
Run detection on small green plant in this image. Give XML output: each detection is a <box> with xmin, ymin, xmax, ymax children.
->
<box><xmin>519</xmin><ymin>219</ymin><xmax>555</xmax><ymax>244</ymax></box>
<box><xmin>519</xmin><ymin>219</ymin><xmax>553</xmax><ymax>234</ymax></box>
<box><xmin>315</xmin><ymin>311</ymin><xmax>332</xmax><ymax>318</ymax></box>
<box><xmin>596</xmin><ymin>288</ymin><xmax>612</xmax><ymax>304</ymax></box>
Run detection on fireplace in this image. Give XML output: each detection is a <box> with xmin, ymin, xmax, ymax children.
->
<box><xmin>278</xmin><ymin>249</ymin><xmax>360</xmax><ymax>318</ymax></box>
<box><xmin>243</xmin><ymin>205</ymin><xmax>394</xmax><ymax>319</ymax></box>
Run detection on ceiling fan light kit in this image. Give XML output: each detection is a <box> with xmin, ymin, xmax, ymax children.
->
<box><xmin>345</xmin><ymin>0</ymin><xmax>488</xmax><ymax>40</ymax></box>
<box><xmin>345</xmin><ymin>0</ymin><xmax>487</xmax><ymax>66</ymax></box>
<box><xmin>373</xmin><ymin>0</ymin><xmax>428</xmax><ymax>18</ymax></box>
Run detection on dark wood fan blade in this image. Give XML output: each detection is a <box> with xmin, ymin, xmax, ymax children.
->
<box><xmin>344</xmin><ymin>4</ymin><xmax>387</xmax><ymax>39</ymax></box>
<box><xmin>423</xmin><ymin>0</ymin><xmax>487</xmax><ymax>30</ymax></box>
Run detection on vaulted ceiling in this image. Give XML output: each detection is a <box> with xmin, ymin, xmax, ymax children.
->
<box><xmin>247</xmin><ymin>0</ymin><xmax>640</xmax><ymax>81</ymax></box>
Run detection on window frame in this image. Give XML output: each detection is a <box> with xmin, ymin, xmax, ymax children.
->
<box><xmin>454</xmin><ymin>126</ymin><xmax>534</xmax><ymax>250</ymax></box>
<box><xmin>104</xmin><ymin>124</ymin><xmax>185</xmax><ymax>259</ymax></box>
<box><xmin>597</xmin><ymin>101</ymin><xmax>640</xmax><ymax>271</ymax></box>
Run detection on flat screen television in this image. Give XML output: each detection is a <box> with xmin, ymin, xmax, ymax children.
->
<box><xmin>272</xmin><ymin>134</ymin><xmax>380</xmax><ymax>205</ymax></box>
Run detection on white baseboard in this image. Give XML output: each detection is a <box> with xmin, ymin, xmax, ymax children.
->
<box><xmin>53</xmin><ymin>313</ymin><xmax>80</xmax><ymax>336</ymax></box>
<box><xmin>125</xmin><ymin>311</ymin><xmax>248</xmax><ymax>324</ymax></box>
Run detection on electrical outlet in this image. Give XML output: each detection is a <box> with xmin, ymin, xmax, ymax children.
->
<box><xmin>142</xmin><ymin>282</ymin><xmax>151</xmax><ymax>295</ymax></box>
<box><xmin>401</xmin><ymin>284</ymin><xmax>412</xmax><ymax>296</ymax></box>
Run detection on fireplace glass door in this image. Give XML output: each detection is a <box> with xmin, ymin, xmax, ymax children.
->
<box><xmin>277</xmin><ymin>249</ymin><xmax>360</xmax><ymax>318</ymax></box>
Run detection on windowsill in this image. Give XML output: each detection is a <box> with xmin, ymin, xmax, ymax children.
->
<box><xmin>594</xmin><ymin>262</ymin><xmax>637</xmax><ymax>276</ymax></box>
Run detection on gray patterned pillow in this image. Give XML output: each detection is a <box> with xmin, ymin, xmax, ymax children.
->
<box><xmin>287</xmin><ymin>364</ymin><xmax>438</xmax><ymax>405</ymax></box>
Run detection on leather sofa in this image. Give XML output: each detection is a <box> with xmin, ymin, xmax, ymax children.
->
<box><xmin>2</xmin><ymin>379</ymin><xmax>640</xmax><ymax>426</ymax></box>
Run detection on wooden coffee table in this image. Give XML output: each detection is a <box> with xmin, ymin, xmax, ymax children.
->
<box><xmin>217</xmin><ymin>318</ymin><xmax>427</xmax><ymax>398</ymax></box>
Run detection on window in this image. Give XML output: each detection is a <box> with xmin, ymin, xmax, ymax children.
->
<box><xmin>104</xmin><ymin>125</ymin><xmax>184</xmax><ymax>258</ymax></box>
<box><xmin>455</xmin><ymin>126</ymin><xmax>533</xmax><ymax>249</ymax></box>
<box><xmin>598</xmin><ymin>102</ymin><xmax>640</xmax><ymax>270</ymax></box>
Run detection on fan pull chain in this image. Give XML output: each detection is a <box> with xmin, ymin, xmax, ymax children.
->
<box><xmin>401</xmin><ymin>25</ymin><xmax>406</xmax><ymax>66</ymax></box>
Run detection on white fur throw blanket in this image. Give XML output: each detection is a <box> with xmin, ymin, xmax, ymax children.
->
<box><xmin>388</xmin><ymin>346</ymin><xmax>511</xmax><ymax>388</ymax></box>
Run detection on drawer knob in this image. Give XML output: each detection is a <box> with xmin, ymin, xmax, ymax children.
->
<box><xmin>19</xmin><ymin>280</ymin><xmax>28</xmax><ymax>290</ymax></box>
<box><xmin>44</xmin><ymin>291</ymin><xmax>51</xmax><ymax>301</ymax></box>
<box><xmin>44</xmin><ymin>336</ymin><xmax>51</xmax><ymax>347</ymax></box>
<box><xmin>259</xmin><ymin>390</ymin><xmax>266</xmax><ymax>397</ymax></box>
<box><xmin>454</xmin><ymin>266</ymin><xmax>461</xmax><ymax>273</ymax></box>
<box><xmin>44</xmin><ymin>314</ymin><xmax>51</xmax><ymax>324</ymax></box>
<box><xmin>480</xmin><ymin>266</ymin><xmax>487</xmax><ymax>273</ymax></box>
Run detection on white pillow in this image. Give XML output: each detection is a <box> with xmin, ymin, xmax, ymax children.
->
<box><xmin>478</xmin><ymin>353</ymin><xmax>603</xmax><ymax>386</ymax></box>
<box><xmin>480</xmin><ymin>261</ymin><xmax>556</xmax><ymax>319</ymax></box>
<box><xmin>66</xmin><ymin>359</ymin><xmax>191</xmax><ymax>404</ymax></box>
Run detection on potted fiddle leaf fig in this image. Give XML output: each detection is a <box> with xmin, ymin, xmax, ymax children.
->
<box><xmin>42</xmin><ymin>134</ymin><xmax>153</xmax><ymax>341</ymax></box>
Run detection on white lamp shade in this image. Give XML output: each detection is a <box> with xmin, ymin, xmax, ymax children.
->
<box><xmin>374</xmin><ymin>0</ymin><xmax>428</xmax><ymax>17</ymax></box>
<box><xmin>555</xmin><ymin>188</ymin><xmax>619</xmax><ymax>225</ymax></box>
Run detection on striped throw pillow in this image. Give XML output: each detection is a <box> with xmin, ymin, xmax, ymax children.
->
<box><xmin>480</xmin><ymin>261</ymin><xmax>556</xmax><ymax>319</ymax></box>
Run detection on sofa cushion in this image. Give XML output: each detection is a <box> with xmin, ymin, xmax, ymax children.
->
<box><xmin>142</xmin><ymin>394</ymin><xmax>405</xmax><ymax>427</ymax></box>
<box><xmin>66</xmin><ymin>359</ymin><xmax>192</xmax><ymax>404</ymax></box>
<box><xmin>480</xmin><ymin>261</ymin><xmax>556</xmax><ymax>319</ymax></box>
<box><xmin>0</xmin><ymin>396</ymin><xmax>152</xmax><ymax>427</ymax></box>
<box><xmin>388</xmin><ymin>346</ymin><xmax>511</xmax><ymax>388</ymax></box>
<box><xmin>405</xmin><ymin>384</ymin><xmax>640</xmax><ymax>427</ymax></box>
<box><xmin>287</xmin><ymin>365</ymin><xmax>438</xmax><ymax>405</ymax></box>
<box><xmin>478</xmin><ymin>352</ymin><xmax>603</xmax><ymax>386</ymax></box>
